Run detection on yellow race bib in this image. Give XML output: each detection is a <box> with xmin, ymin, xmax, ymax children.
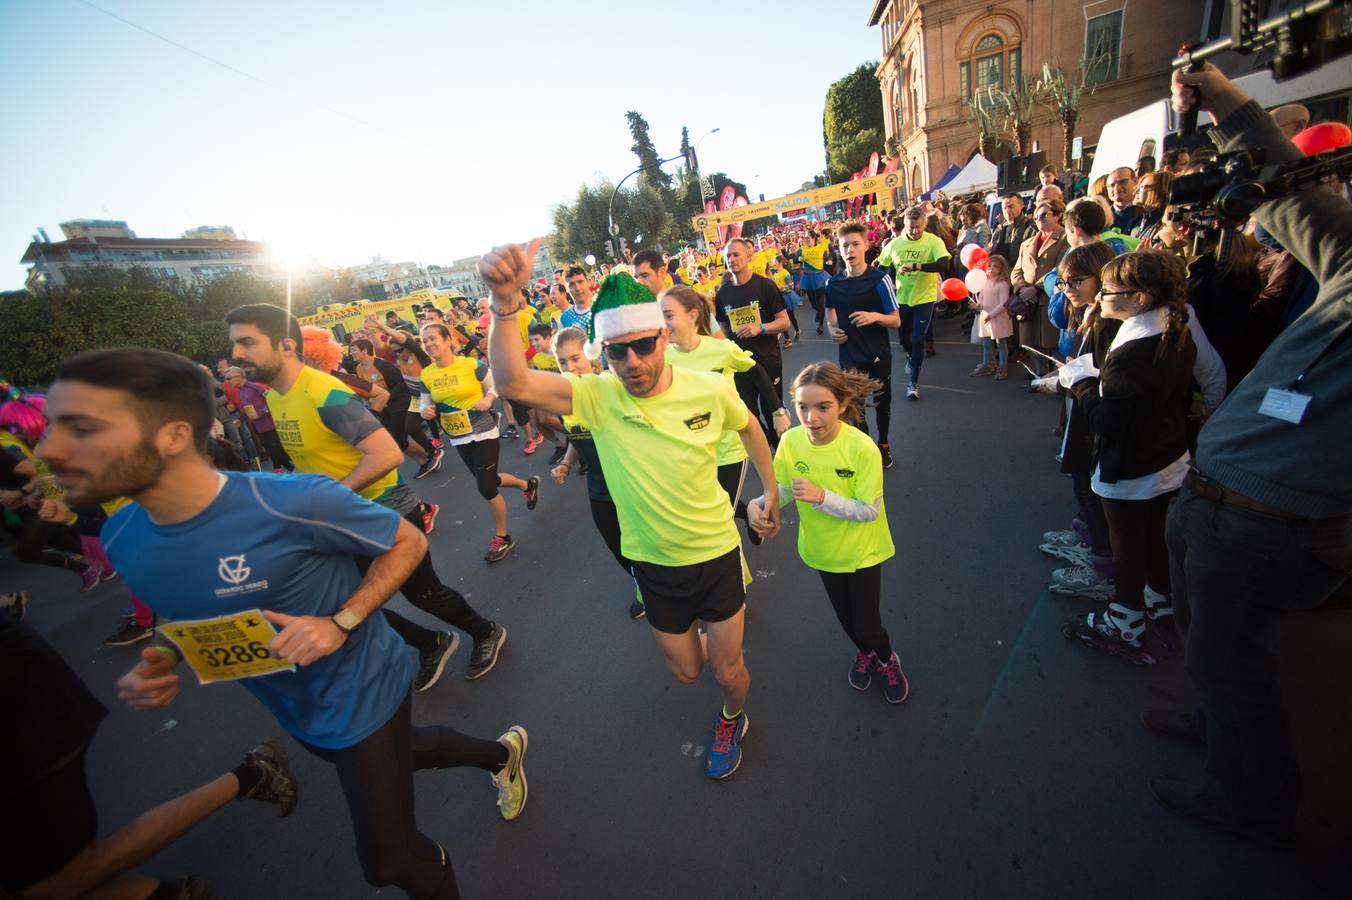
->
<box><xmin>158</xmin><ymin>610</ymin><xmax>296</xmax><ymax>685</ymax></box>
<box><xmin>408</xmin><ymin>394</ymin><xmax>422</xmax><ymax>413</ymax></box>
<box><xmin>727</xmin><ymin>303</ymin><xmax>761</xmax><ymax>332</ymax></box>
<box><xmin>439</xmin><ymin>409</ymin><xmax>473</xmax><ymax>437</ymax></box>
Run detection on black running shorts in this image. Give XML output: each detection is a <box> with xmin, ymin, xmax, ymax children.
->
<box><xmin>631</xmin><ymin>546</ymin><xmax>746</xmax><ymax>635</ymax></box>
<box><xmin>508</xmin><ymin>398</ymin><xmax>532</xmax><ymax>424</ymax></box>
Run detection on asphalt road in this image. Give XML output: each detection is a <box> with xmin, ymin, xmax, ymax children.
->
<box><xmin>8</xmin><ymin>314</ymin><xmax>1349</xmax><ymax>899</ymax></box>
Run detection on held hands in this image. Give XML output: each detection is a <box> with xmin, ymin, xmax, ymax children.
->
<box><xmin>117</xmin><ymin>646</ymin><xmax>181</xmax><ymax>710</ymax></box>
<box><xmin>262</xmin><ymin>610</ymin><xmax>347</xmax><ymax>667</ymax></box>
<box><xmin>791</xmin><ymin>478</ymin><xmax>825</xmax><ymax>505</ymax></box>
<box><xmin>746</xmin><ymin>495</ymin><xmax>781</xmax><ymax>540</ymax></box>
<box><xmin>550</xmin><ymin>463</ymin><xmax>570</xmax><ymax>485</ymax></box>
<box><xmin>479</xmin><ymin>238</ymin><xmax>542</xmax><ymax>312</ymax></box>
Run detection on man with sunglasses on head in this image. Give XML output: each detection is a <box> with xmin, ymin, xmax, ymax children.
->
<box><xmin>483</xmin><ymin>240</ymin><xmax>780</xmax><ymax>781</ymax></box>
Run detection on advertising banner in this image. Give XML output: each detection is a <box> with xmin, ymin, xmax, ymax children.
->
<box><xmin>690</xmin><ymin>171</ymin><xmax>900</xmax><ymax>231</ymax></box>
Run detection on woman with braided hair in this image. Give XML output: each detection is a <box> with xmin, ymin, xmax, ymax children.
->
<box><xmin>1061</xmin><ymin>250</ymin><xmax>1197</xmax><ymax>663</ymax></box>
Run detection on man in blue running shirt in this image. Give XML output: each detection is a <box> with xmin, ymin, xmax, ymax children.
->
<box><xmin>39</xmin><ymin>347</ymin><xmax>530</xmax><ymax>900</ymax></box>
<box><xmin>826</xmin><ymin>221</ymin><xmax>901</xmax><ymax>468</ymax></box>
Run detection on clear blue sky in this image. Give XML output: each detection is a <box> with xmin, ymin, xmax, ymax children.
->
<box><xmin>0</xmin><ymin>0</ymin><xmax>880</xmax><ymax>288</ymax></box>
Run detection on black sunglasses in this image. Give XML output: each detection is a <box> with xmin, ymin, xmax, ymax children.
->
<box><xmin>602</xmin><ymin>335</ymin><xmax>660</xmax><ymax>361</ymax></box>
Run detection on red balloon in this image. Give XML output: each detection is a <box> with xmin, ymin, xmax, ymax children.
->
<box><xmin>1292</xmin><ymin>122</ymin><xmax>1351</xmax><ymax>156</ymax></box>
<box><xmin>968</xmin><ymin>247</ymin><xmax>990</xmax><ymax>270</ymax></box>
<box><xmin>940</xmin><ymin>277</ymin><xmax>968</xmax><ymax>300</ymax></box>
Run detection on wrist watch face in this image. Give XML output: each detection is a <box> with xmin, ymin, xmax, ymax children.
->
<box><xmin>333</xmin><ymin>608</ymin><xmax>362</xmax><ymax>633</ymax></box>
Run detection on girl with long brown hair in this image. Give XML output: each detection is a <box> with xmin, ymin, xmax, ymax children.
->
<box><xmin>1062</xmin><ymin>250</ymin><xmax>1196</xmax><ymax>662</ymax></box>
<box><xmin>748</xmin><ymin>362</ymin><xmax>908</xmax><ymax>704</ymax></box>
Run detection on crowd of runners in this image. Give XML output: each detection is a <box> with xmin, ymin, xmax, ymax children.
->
<box><xmin>2</xmin><ymin>64</ymin><xmax>1350</xmax><ymax>898</ymax></box>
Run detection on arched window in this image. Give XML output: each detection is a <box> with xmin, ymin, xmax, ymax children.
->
<box><xmin>959</xmin><ymin>28</ymin><xmax>1022</xmax><ymax>99</ymax></box>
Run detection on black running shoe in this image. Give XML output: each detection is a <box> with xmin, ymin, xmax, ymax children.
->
<box><xmin>466</xmin><ymin>624</ymin><xmax>506</xmax><ymax>680</ymax></box>
<box><xmin>415</xmin><ymin>448</ymin><xmax>444</xmax><ymax>479</ymax></box>
<box><xmin>547</xmin><ymin>444</ymin><xmax>567</xmax><ymax>466</ymax></box>
<box><xmin>503</xmin><ymin>425</ymin><xmax>520</xmax><ymax>439</ymax></box>
<box><xmin>878</xmin><ymin>442</ymin><xmax>894</xmax><ymax>470</ymax></box>
<box><xmin>523</xmin><ymin>476</ymin><xmax>540</xmax><ymax>510</ymax></box>
<box><xmin>242</xmin><ymin>741</ymin><xmax>299</xmax><ymax>817</ymax></box>
<box><xmin>104</xmin><ymin>614</ymin><xmax>157</xmax><ymax>647</ymax></box>
<box><xmin>415</xmin><ymin>631</ymin><xmax>460</xmax><ymax>692</ymax></box>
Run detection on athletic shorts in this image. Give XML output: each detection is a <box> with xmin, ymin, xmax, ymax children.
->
<box><xmin>631</xmin><ymin>546</ymin><xmax>746</xmax><ymax>635</ymax></box>
<box><xmin>508</xmin><ymin>398</ymin><xmax>532</xmax><ymax>423</ymax></box>
<box><xmin>0</xmin><ymin>749</ymin><xmax>98</xmax><ymax>892</ymax></box>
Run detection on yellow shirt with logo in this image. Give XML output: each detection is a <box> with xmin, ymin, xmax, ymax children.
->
<box><xmin>773</xmin><ymin>424</ymin><xmax>894</xmax><ymax>573</ymax></box>
<box><xmin>664</xmin><ymin>337</ymin><xmax>755</xmax><ymax>465</ymax></box>
<box><xmin>266</xmin><ymin>366</ymin><xmax>400</xmax><ymax>504</ymax></box>
<box><xmin>420</xmin><ymin>356</ymin><xmax>497</xmax><ymax>445</ymax></box>
<box><xmin>564</xmin><ymin>366</ymin><xmax>748</xmax><ymax>566</ymax></box>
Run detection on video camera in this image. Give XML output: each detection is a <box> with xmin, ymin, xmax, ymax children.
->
<box><xmin>1166</xmin><ymin>144</ymin><xmax>1352</xmax><ymax>257</ymax></box>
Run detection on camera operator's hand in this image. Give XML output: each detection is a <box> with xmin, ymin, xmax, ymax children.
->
<box><xmin>1172</xmin><ymin>62</ymin><xmax>1250</xmax><ymax>126</ymax></box>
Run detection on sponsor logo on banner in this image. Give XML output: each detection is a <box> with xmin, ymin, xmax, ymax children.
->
<box><xmin>691</xmin><ymin>172</ymin><xmax>898</xmax><ymax>229</ymax></box>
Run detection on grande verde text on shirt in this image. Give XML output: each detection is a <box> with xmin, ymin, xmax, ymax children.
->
<box><xmin>102</xmin><ymin>473</ymin><xmax>413</xmax><ymax>749</ymax></box>
<box><xmin>564</xmin><ymin>366</ymin><xmax>748</xmax><ymax>567</ymax></box>
<box><xmin>773</xmin><ymin>425</ymin><xmax>895</xmax><ymax>573</ymax></box>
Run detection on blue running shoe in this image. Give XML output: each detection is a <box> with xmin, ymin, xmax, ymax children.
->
<box><xmin>705</xmin><ymin>711</ymin><xmax>748</xmax><ymax>780</ymax></box>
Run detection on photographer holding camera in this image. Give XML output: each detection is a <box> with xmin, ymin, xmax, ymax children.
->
<box><xmin>1146</xmin><ymin>63</ymin><xmax>1351</xmax><ymax>844</ymax></box>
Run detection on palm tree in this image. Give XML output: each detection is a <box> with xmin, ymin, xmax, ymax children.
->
<box><xmin>1040</xmin><ymin>60</ymin><xmax>1100</xmax><ymax>168</ymax></box>
<box><xmin>964</xmin><ymin>91</ymin><xmax>1001</xmax><ymax>160</ymax></box>
<box><xmin>984</xmin><ymin>79</ymin><xmax>1048</xmax><ymax>157</ymax></box>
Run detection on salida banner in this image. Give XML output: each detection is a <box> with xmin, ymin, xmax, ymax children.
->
<box><xmin>695</xmin><ymin>171</ymin><xmax>900</xmax><ymax>241</ymax></box>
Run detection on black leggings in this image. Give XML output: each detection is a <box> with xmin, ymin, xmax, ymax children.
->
<box><xmin>391</xmin><ymin>410</ymin><xmax>436</xmax><ymax>459</ymax></box>
<box><xmin>785</xmin><ymin>305</ymin><xmax>801</xmax><ymax>336</ymax></box>
<box><xmin>363</xmin><ymin>508</ymin><xmax>494</xmax><ymax>652</ymax></box>
<box><xmin>847</xmin><ymin>356</ymin><xmax>892</xmax><ymax>447</ymax></box>
<box><xmin>805</xmin><ymin>288</ymin><xmax>826</xmax><ymax>328</ymax></box>
<box><xmin>818</xmin><ymin>564</ymin><xmax>891</xmax><ymax>659</ymax></box>
<box><xmin>1100</xmin><ymin>491</ymin><xmax>1176</xmax><ymax>609</ymax></box>
<box><xmin>299</xmin><ymin>692</ymin><xmax>507</xmax><ymax>900</ymax></box>
<box><xmin>455</xmin><ymin>439</ymin><xmax>502</xmax><ymax>501</ymax></box>
<box><xmin>717</xmin><ymin>460</ymin><xmax>748</xmax><ymax>519</ymax></box>
<box><xmin>1</xmin><ymin>509</ymin><xmax>86</xmax><ymax>573</ymax></box>
<box><xmin>1071</xmin><ymin>472</ymin><xmax>1111</xmax><ymax>557</ymax></box>
<box><xmin>588</xmin><ymin>497</ymin><xmax>631</xmax><ymax>574</ymax></box>
<box><xmin>255</xmin><ymin>428</ymin><xmax>294</xmax><ymax>471</ymax></box>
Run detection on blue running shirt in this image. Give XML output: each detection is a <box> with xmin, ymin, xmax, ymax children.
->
<box><xmin>103</xmin><ymin>472</ymin><xmax>413</xmax><ymax>749</ymax></box>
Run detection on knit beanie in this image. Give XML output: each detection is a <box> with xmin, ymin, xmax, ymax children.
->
<box><xmin>585</xmin><ymin>272</ymin><xmax>664</xmax><ymax>359</ymax></box>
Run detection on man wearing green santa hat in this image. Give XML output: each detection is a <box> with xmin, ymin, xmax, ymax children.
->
<box><xmin>482</xmin><ymin>239</ymin><xmax>780</xmax><ymax>780</ymax></box>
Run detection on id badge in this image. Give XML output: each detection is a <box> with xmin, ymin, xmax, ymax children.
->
<box><xmin>158</xmin><ymin>609</ymin><xmax>296</xmax><ymax>685</ymax></box>
<box><xmin>1258</xmin><ymin>387</ymin><xmax>1310</xmax><ymax>425</ymax></box>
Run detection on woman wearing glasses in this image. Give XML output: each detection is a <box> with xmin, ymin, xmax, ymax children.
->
<box><xmin>1010</xmin><ymin>198</ymin><xmax>1069</xmax><ymax>375</ymax></box>
<box><xmin>1060</xmin><ymin>250</ymin><xmax>1197</xmax><ymax>663</ymax></box>
<box><xmin>1041</xmin><ymin>242</ymin><xmax>1122</xmax><ymax>597</ymax></box>
<box><xmin>419</xmin><ymin>323</ymin><xmax>540</xmax><ymax>563</ymax></box>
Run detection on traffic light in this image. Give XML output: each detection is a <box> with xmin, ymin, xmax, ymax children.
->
<box><xmin>604</xmin><ymin>240</ymin><xmax>616</xmax><ymax>259</ymax></box>
<box><xmin>617</xmin><ymin>237</ymin><xmax>629</xmax><ymax>258</ymax></box>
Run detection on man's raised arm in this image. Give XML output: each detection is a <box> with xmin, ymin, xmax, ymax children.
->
<box><xmin>481</xmin><ymin>239</ymin><xmax>575</xmax><ymax>417</ymax></box>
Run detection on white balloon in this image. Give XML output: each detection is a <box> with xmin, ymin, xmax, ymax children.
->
<box><xmin>959</xmin><ymin>243</ymin><xmax>979</xmax><ymax>268</ymax></box>
<box><xmin>964</xmin><ymin>268</ymin><xmax>988</xmax><ymax>293</ymax></box>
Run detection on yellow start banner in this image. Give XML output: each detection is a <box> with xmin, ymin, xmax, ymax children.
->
<box><xmin>692</xmin><ymin>172</ymin><xmax>901</xmax><ymax>235</ymax></box>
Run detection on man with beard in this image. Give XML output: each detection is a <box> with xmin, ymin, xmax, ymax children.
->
<box><xmin>714</xmin><ymin>237</ymin><xmax>791</xmax><ymax>442</ymax></box>
<box><xmin>485</xmin><ymin>243</ymin><xmax>780</xmax><ymax>781</ymax></box>
<box><xmin>226</xmin><ymin>304</ymin><xmax>509</xmax><ymax>686</ymax></box>
<box><xmin>37</xmin><ymin>347</ymin><xmax>529</xmax><ymax>898</ymax></box>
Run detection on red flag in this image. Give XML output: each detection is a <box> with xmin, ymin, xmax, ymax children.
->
<box><xmin>719</xmin><ymin>185</ymin><xmax>736</xmax><ymax>210</ymax></box>
<box><xmin>868</xmin><ymin>152</ymin><xmax>881</xmax><ymax>176</ymax></box>
<box><xmin>730</xmin><ymin>195</ymin><xmax>749</xmax><ymax>238</ymax></box>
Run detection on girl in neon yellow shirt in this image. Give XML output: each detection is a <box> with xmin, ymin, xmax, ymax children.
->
<box><xmin>749</xmin><ymin>362</ymin><xmax>909</xmax><ymax>705</ymax></box>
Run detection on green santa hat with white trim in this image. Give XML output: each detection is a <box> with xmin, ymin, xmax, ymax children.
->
<box><xmin>584</xmin><ymin>272</ymin><xmax>664</xmax><ymax>360</ymax></box>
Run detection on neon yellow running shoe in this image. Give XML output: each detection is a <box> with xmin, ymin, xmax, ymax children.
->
<box><xmin>492</xmin><ymin>726</ymin><xmax>528</xmax><ymax>821</ymax></box>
